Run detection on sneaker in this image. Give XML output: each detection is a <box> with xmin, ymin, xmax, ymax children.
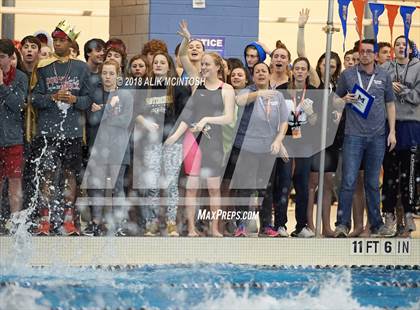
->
<box><xmin>63</xmin><ymin>220</ymin><xmax>80</xmax><ymax>236</ymax></box>
<box><xmin>259</xmin><ymin>226</ymin><xmax>279</xmax><ymax>237</ymax></box>
<box><xmin>35</xmin><ymin>220</ymin><xmax>50</xmax><ymax>236</ymax></box>
<box><xmin>291</xmin><ymin>227</ymin><xmax>315</xmax><ymax>238</ymax></box>
<box><xmin>62</xmin><ymin>209</ymin><xmax>80</xmax><ymax>236</ymax></box>
<box><xmin>277</xmin><ymin>226</ymin><xmax>289</xmax><ymax>238</ymax></box>
<box><xmin>334</xmin><ymin>225</ymin><xmax>349</xmax><ymax>238</ymax></box>
<box><xmin>234</xmin><ymin>224</ymin><xmax>248</xmax><ymax>237</ymax></box>
<box><xmin>396</xmin><ymin>224</ymin><xmax>407</xmax><ymax>237</ymax></box>
<box><xmin>144</xmin><ymin>220</ymin><xmax>159</xmax><ymax>236</ymax></box>
<box><xmin>83</xmin><ymin>222</ymin><xmax>100</xmax><ymax>236</ymax></box>
<box><xmin>35</xmin><ymin>208</ymin><xmax>51</xmax><ymax>236</ymax></box>
<box><xmin>115</xmin><ymin>227</ymin><xmax>129</xmax><ymax>236</ymax></box>
<box><xmin>115</xmin><ymin>220</ymin><xmax>132</xmax><ymax>237</ymax></box>
<box><xmin>371</xmin><ymin>225</ymin><xmax>395</xmax><ymax>238</ymax></box>
<box><xmin>98</xmin><ymin>224</ymin><xmax>108</xmax><ymax>236</ymax></box>
<box><xmin>384</xmin><ymin>212</ymin><xmax>396</xmax><ymax>230</ymax></box>
<box><xmin>167</xmin><ymin>221</ymin><xmax>179</xmax><ymax>237</ymax></box>
<box><xmin>404</xmin><ymin>213</ymin><xmax>417</xmax><ymax>232</ymax></box>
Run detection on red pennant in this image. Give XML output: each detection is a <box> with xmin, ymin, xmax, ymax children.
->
<box><xmin>352</xmin><ymin>0</ymin><xmax>366</xmax><ymax>41</ymax></box>
<box><xmin>385</xmin><ymin>4</ymin><xmax>399</xmax><ymax>59</ymax></box>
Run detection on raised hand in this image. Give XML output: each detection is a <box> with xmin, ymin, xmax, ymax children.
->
<box><xmin>298</xmin><ymin>8</ymin><xmax>310</xmax><ymax>28</ymax></box>
<box><xmin>177</xmin><ymin>20</ymin><xmax>191</xmax><ymax>41</ymax></box>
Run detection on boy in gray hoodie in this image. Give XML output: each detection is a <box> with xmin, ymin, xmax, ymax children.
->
<box><xmin>381</xmin><ymin>36</ymin><xmax>420</xmax><ymax>234</ymax></box>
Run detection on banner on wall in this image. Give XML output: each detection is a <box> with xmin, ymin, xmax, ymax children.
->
<box><xmin>194</xmin><ymin>35</ymin><xmax>225</xmax><ymax>57</ymax></box>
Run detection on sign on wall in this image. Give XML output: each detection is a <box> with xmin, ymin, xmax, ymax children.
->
<box><xmin>193</xmin><ymin>0</ymin><xmax>206</xmax><ymax>9</ymax></box>
<box><xmin>195</xmin><ymin>35</ymin><xmax>225</xmax><ymax>57</ymax></box>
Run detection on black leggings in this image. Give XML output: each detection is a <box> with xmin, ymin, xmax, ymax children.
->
<box><xmin>382</xmin><ymin>146</ymin><xmax>419</xmax><ymax>214</ymax></box>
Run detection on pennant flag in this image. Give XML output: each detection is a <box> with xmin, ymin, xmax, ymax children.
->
<box><xmin>400</xmin><ymin>6</ymin><xmax>417</xmax><ymax>57</ymax></box>
<box><xmin>385</xmin><ymin>5</ymin><xmax>399</xmax><ymax>58</ymax></box>
<box><xmin>369</xmin><ymin>3</ymin><xmax>385</xmax><ymax>52</ymax></box>
<box><xmin>338</xmin><ymin>0</ymin><xmax>352</xmax><ymax>51</ymax></box>
<box><xmin>412</xmin><ymin>41</ymin><xmax>419</xmax><ymax>59</ymax></box>
<box><xmin>352</xmin><ymin>0</ymin><xmax>365</xmax><ymax>42</ymax></box>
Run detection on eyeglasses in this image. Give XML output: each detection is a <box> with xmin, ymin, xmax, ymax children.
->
<box><xmin>359</xmin><ymin>49</ymin><xmax>374</xmax><ymax>55</ymax></box>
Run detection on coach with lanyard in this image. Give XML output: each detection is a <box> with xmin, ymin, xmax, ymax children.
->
<box><xmin>334</xmin><ymin>39</ymin><xmax>396</xmax><ymax>238</ymax></box>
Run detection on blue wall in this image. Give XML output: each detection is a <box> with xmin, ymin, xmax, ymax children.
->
<box><xmin>149</xmin><ymin>0</ymin><xmax>259</xmax><ymax>61</ymax></box>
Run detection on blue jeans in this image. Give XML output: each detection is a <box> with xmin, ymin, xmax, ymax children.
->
<box><xmin>337</xmin><ymin>135</ymin><xmax>386</xmax><ymax>231</ymax></box>
<box><xmin>274</xmin><ymin>157</ymin><xmax>312</xmax><ymax>231</ymax></box>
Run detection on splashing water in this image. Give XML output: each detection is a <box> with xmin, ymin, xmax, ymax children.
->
<box><xmin>56</xmin><ymin>102</ymin><xmax>70</xmax><ymax>131</ymax></box>
<box><xmin>0</xmin><ymin>264</ymin><xmax>419</xmax><ymax>309</ymax></box>
<box><xmin>193</xmin><ymin>270</ymin><xmax>375</xmax><ymax>310</ymax></box>
<box><xmin>4</xmin><ymin>135</ymin><xmax>50</xmax><ymax>265</ymax></box>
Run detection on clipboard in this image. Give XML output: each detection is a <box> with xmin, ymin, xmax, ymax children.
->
<box><xmin>351</xmin><ymin>84</ymin><xmax>374</xmax><ymax>119</ymax></box>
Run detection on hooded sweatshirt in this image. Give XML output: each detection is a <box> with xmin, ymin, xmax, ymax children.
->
<box><xmin>0</xmin><ymin>69</ymin><xmax>28</xmax><ymax>147</ymax></box>
<box><xmin>381</xmin><ymin>58</ymin><xmax>420</xmax><ymax>122</ymax></box>
<box><xmin>244</xmin><ymin>42</ymin><xmax>267</xmax><ymax>76</ymax></box>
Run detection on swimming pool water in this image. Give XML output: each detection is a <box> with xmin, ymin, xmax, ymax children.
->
<box><xmin>0</xmin><ymin>264</ymin><xmax>419</xmax><ymax>309</ymax></box>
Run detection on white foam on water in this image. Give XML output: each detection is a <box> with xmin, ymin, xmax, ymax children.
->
<box><xmin>0</xmin><ymin>265</ymin><xmax>418</xmax><ymax>309</ymax></box>
<box><xmin>0</xmin><ymin>285</ymin><xmax>49</xmax><ymax>310</ymax></box>
<box><xmin>192</xmin><ymin>270</ymin><xmax>380</xmax><ymax>310</ymax></box>
<box><xmin>405</xmin><ymin>301</ymin><xmax>420</xmax><ymax>310</ymax></box>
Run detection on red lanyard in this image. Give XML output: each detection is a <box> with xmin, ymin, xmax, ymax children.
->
<box><xmin>292</xmin><ymin>87</ymin><xmax>306</xmax><ymax>118</ymax></box>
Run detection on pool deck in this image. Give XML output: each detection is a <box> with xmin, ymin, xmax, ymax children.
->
<box><xmin>1</xmin><ymin>204</ymin><xmax>419</xmax><ymax>267</ymax></box>
<box><xmin>1</xmin><ymin>237</ymin><xmax>419</xmax><ymax>267</ymax></box>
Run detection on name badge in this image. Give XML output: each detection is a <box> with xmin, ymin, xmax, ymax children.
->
<box><xmin>351</xmin><ymin>84</ymin><xmax>374</xmax><ymax>119</ymax></box>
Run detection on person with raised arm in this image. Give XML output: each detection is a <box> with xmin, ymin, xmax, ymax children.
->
<box><xmin>177</xmin><ymin>23</ymin><xmax>205</xmax><ymax>81</ymax></box>
<box><xmin>165</xmin><ymin>21</ymin><xmax>235</xmax><ymax>237</ymax></box>
<box><xmin>296</xmin><ymin>8</ymin><xmax>321</xmax><ymax>88</ymax></box>
<box><xmin>306</xmin><ymin>52</ymin><xmax>343</xmax><ymax>237</ymax></box>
